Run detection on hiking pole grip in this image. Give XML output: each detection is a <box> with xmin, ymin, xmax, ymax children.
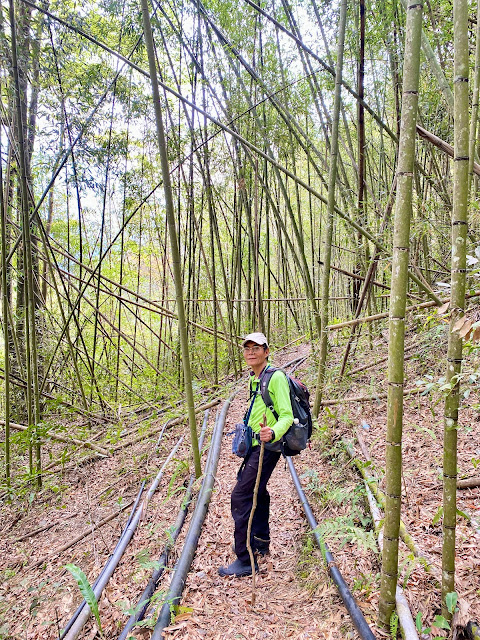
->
<box><xmin>246</xmin><ymin>416</ymin><xmax>266</xmax><ymax>607</ymax></box>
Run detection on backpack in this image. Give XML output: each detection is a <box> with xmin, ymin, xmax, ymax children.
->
<box><xmin>259</xmin><ymin>367</ymin><xmax>313</xmax><ymax>456</ymax></box>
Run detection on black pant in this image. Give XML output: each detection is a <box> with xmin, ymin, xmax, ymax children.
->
<box><xmin>231</xmin><ymin>446</ymin><xmax>281</xmax><ymax>563</ymax></box>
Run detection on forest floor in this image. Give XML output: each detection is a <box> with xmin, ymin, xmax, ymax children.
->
<box><xmin>1</xmin><ymin>328</ymin><xmax>480</xmax><ymax>640</ymax></box>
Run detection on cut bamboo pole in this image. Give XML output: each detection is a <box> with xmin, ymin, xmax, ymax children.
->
<box><xmin>328</xmin><ymin>290</ymin><xmax>480</xmax><ymax>331</ymax></box>
<box><xmin>1</xmin><ymin>421</ymin><xmax>109</xmax><ymax>456</ymax></box>
<box><xmin>457</xmin><ymin>476</ymin><xmax>480</xmax><ymax>489</ymax></box>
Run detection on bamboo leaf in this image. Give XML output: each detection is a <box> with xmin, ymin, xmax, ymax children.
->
<box><xmin>432</xmin><ymin>505</ymin><xmax>443</xmax><ymax>526</ymax></box>
<box><xmin>415</xmin><ymin>611</ymin><xmax>423</xmax><ymax>632</ymax></box>
<box><xmin>445</xmin><ymin>591</ymin><xmax>458</xmax><ymax>614</ymax></box>
<box><xmin>432</xmin><ymin>615</ymin><xmax>450</xmax><ymax>630</ymax></box>
<box><xmin>65</xmin><ymin>564</ymin><xmax>103</xmax><ymax>636</ymax></box>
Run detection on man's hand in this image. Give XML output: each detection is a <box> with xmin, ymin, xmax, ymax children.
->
<box><xmin>259</xmin><ymin>416</ymin><xmax>274</xmax><ymax>442</ymax></box>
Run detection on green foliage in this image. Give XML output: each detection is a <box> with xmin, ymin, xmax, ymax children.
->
<box><xmin>313</xmin><ymin>517</ymin><xmax>378</xmax><ymax>554</ymax></box>
<box><xmin>431</xmin><ymin>505</ymin><xmax>443</xmax><ymax>526</ymax></box>
<box><xmin>167</xmin><ymin>459</ymin><xmax>190</xmax><ymax>498</ymax></box>
<box><xmin>64</xmin><ymin>564</ymin><xmax>103</xmax><ymax>637</ymax></box>
<box><xmin>389</xmin><ymin>611</ymin><xmax>399</xmax><ymax>638</ymax></box>
<box><xmin>399</xmin><ymin>554</ymin><xmax>416</xmax><ymax>588</ymax></box>
<box><xmin>135</xmin><ymin>549</ymin><xmax>163</xmax><ymax>572</ymax></box>
<box><xmin>415</xmin><ymin>610</ymin><xmax>452</xmax><ymax>635</ymax></box>
<box><xmin>116</xmin><ymin>589</ymin><xmax>166</xmax><ymax>623</ymax></box>
<box><xmin>446</xmin><ymin>591</ymin><xmax>458</xmax><ymax>615</ymax></box>
<box><xmin>300</xmin><ymin>468</ymin><xmax>321</xmax><ymax>493</ymax></box>
<box><xmin>352</xmin><ymin>572</ymin><xmax>379</xmax><ymax>598</ymax></box>
<box><xmin>296</xmin><ymin>531</ymin><xmax>323</xmax><ymax>592</ymax></box>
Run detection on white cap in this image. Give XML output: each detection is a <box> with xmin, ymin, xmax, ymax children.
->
<box><xmin>242</xmin><ymin>332</ymin><xmax>269</xmax><ymax>348</ymax></box>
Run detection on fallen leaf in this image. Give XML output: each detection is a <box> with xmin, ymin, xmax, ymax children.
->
<box><xmin>453</xmin><ymin>316</ymin><xmax>467</xmax><ymax>332</ymax></box>
<box><xmin>459</xmin><ymin>319</ymin><xmax>473</xmax><ymax>338</ymax></box>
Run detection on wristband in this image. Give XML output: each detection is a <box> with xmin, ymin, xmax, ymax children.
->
<box><xmin>270</xmin><ymin>429</ymin><xmax>275</xmax><ymax>441</ymax></box>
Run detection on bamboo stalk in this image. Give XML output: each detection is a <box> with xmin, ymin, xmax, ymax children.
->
<box><xmin>313</xmin><ymin>0</ymin><xmax>348</xmax><ymax>414</ymax></box>
<box><xmin>379</xmin><ymin>0</ymin><xmax>424</xmax><ymax>624</ymax></box>
<box><xmin>2</xmin><ymin>421</ymin><xmax>109</xmax><ymax>456</ymax></box>
<box><xmin>9</xmin><ymin>0</ymin><xmax>42</xmax><ymax>486</ymax></box>
<box><xmin>442</xmin><ymin>0</ymin><xmax>469</xmax><ymax>618</ymax></box>
<box><xmin>0</xmin><ymin>112</ymin><xmax>11</xmax><ymax>489</ymax></box>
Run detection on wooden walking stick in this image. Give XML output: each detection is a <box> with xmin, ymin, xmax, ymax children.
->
<box><xmin>246</xmin><ymin>414</ymin><xmax>266</xmax><ymax>606</ymax></box>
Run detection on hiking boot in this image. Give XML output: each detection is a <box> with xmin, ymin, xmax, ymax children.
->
<box><xmin>218</xmin><ymin>558</ymin><xmax>258</xmax><ymax>577</ymax></box>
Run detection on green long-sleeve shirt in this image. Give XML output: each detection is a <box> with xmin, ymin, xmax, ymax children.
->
<box><xmin>247</xmin><ymin>366</ymin><xmax>293</xmax><ymax>446</ymax></box>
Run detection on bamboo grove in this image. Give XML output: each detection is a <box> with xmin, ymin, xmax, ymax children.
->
<box><xmin>0</xmin><ymin>0</ymin><xmax>479</xmax><ymax>628</ymax></box>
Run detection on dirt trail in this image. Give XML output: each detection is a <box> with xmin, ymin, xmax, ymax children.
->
<box><xmin>1</xmin><ymin>343</ymin><xmax>378</xmax><ymax>639</ymax></box>
<box><xmin>158</xmin><ymin>344</ymin><xmax>375</xmax><ymax>640</ymax></box>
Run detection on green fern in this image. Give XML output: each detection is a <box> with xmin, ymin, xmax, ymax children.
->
<box><xmin>65</xmin><ymin>564</ymin><xmax>103</xmax><ymax>637</ymax></box>
<box><xmin>314</xmin><ymin>516</ymin><xmax>377</xmax><ymax>554</ymax></box>
<box><xmin>390</xmin><ymin>611</ymin><xmax>399</xmax><ymax>638</ymax></box>
<box><xmin>343</xmin><ymin>526</ymin><xmax>378</xmax><ymax>553</ymax></box>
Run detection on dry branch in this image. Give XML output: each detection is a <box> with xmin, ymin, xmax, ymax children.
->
<box><xmin>320</xmin><ymin>385</ymin><xmax>429</xmax><ymax>406</ymax></box>
<box><xmin>30</xmin><ymin>500</ymin><xmax>133</xmax><ymax>568</ymax></box>
<box><xmin>40</xmin><ymin>399</ymin><xmax>221</xmax><ymax>477</ymax></box>
<box><xmin>1</xmin><ymin>421</ymin><xmax>109</xmax><ymax>456</ymax></box>
<box><xmin>327</xmin><ymin>289</ymin><xmax>480</xmax><ymax>332</ymax></box>
<box><xmin>13</xmin><ymin>512</ymin><xmax>78</xmax><ymax>543</ymax></box>
<box><xmin>416</xmin><ymin>125</ymin><xmax>480</xmax><ymax>176</ymax></box>
<box><xmin>347</xmin><ymin>342</ymin><xmax>418</xmax><ymax>376</ymax></box>
<box><xmin>329</xmin><ymin>263</ymin><xmax>390</xmax><ymax>290</ymax></box>
<box><xmin>111</xmin><ymin>399</ymin><xmax>221</xmax><ymax>452</ymax></box>
<box><xmin>457</xmin><ymin>476</ymin><xmax>480</xmax><ymax>489</ymax></box>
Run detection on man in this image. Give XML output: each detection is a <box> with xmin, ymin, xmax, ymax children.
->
<box><xmin>218</xmin><ymin>332</ymin><xmax>294</xmax><ymax>577</ymax></box>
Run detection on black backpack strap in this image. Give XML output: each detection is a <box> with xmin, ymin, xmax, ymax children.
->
<box><xmin>259</xmin><ymin>367</ymin><xmax>280</xmax><ymax>421</ymax></box>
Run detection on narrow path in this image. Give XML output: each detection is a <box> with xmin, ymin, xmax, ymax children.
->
<box><xmin>0</xmin><ymin>344</ymin><xmax>381</xmax><ymax>639</ymax></box>
<box><xmin>159</xmin><ymin>346</ymin><xmax>369</xmax><ymax>640</ymax></box>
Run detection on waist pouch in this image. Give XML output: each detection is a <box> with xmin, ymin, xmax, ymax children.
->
<box><xmin>232</xmin><ymin>422</ymin><xmax>253</xmax><ymax>458</ymax></box>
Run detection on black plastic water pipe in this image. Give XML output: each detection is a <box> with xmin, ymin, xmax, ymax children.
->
<box><xmin>118</xmin><ymin>410</ymin><xmax>211</xmax><ymax>640</ymax></box>
<box><xmin>150</xmin><ymin>397</ymin><xmax>233</xmax><ymax>638</ymax></box>
<box><xmin>287</xmin><ymin>456</ymin><xmax>377</xmax><ymax>640</ymax></box>
<box><xmin>63</xmin><ymin>435</ymin><xmax>185</xmax><ymax>639</ymax></box>
<box><xmin>59</xmin><ymin>480</ymin><xmax>146</xmax><ymax>639</ymax></box>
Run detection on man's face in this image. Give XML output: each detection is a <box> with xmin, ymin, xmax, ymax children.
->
<box><xmin>243</xmin><ymin>341</ymin><xmax>269</xmax><ymax>368</ymax></box>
